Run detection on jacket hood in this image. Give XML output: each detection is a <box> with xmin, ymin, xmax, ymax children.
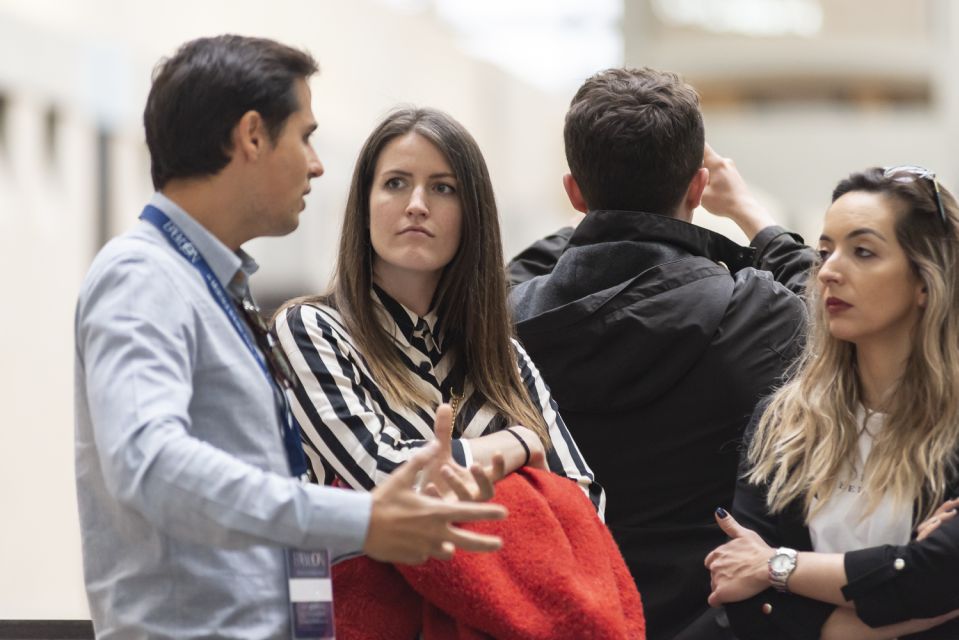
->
<box><xmin>510</xmin><ymin>210</ymin><xmax>741</xmax><ymax>410</ymax></box>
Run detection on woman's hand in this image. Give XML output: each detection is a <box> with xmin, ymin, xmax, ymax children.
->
<box><xmin>704</xmin><ymin>509</ymin><xmax>774</xmax><ymax>606</ymax></box>
<box><xmin>916</xmin><ymin>497</ymin><xmax>959</xmax><ymax>541</ymax></box>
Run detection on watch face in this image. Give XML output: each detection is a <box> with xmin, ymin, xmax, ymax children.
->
<box><xmin>771</xmin><ymin>555</ymin><xmax>791</xmax><ymax>572</ymax></box>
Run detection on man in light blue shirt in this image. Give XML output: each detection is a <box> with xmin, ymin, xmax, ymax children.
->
<box><xmin>74</xmin><ymin>35</ymin><xmax>506</xmax><ymax>639</ymax></box>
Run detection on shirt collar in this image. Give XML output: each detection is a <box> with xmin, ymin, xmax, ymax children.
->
<box><xmin>149</xmin><ymin>192</ymin><xmax>259</xmax><ymax>292</ymax></box>
<box><xmin>371</xmin><ymin>283</ymin><xmax>443</xmax><ymax>347</ymax></box>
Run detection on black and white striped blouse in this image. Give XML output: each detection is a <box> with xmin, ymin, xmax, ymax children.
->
<box><xmin>275</xmin><ymin>286</ymin><xmax>605</xmax><ymax>516</ymax></box>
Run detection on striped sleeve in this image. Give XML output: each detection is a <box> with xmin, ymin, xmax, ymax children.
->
<box><xmin>275</xmin><ymin>303</ymin><xmax>468</xmax><ymax>491</ymax></box>
<box><xmin>512</xmin><ymin>339</ymin><xmax>606</xmax><ymax>519</ymax></box>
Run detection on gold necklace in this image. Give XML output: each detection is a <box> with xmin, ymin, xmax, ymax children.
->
<box><xmin>449</xmin><ymin>390</ymin><xmax>462</xmax><ymax>438</ymax></box>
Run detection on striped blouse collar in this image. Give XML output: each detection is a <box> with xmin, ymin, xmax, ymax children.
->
<box><xmin>371</xmin><ymin>283</ymin><xmax>445</xmax><ymax>351</ymax></box>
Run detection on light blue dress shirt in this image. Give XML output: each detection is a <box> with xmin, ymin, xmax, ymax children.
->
<box><xmin>74</xmin><ymin>192</ymin><xmax>371</xmax><ymax>639</ymax></box>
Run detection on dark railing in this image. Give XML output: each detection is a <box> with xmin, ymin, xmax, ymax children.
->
<box><xmin>0</xmin><ymin>621</ymin><xmax>94</xmax><ymax>639</ymax></box>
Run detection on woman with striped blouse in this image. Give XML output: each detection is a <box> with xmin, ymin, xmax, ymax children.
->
<box><xmin>274</xmin><ymin>107</ymin><xmax>604</xmax><ymax>515</ymax></box>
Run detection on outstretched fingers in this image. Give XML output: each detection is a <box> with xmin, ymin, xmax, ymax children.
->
<box><xmin>433</xmin><ymin>404</ymin><xmax>454</xmax><ymax>456</ymax></box>
<box><xmin>467</xmin><ymin>464</ymin><xmax>495</xmax><ymax>501</ymax></box>
<box><xmin>441</xmin><ymin>464</ymin><xmax>481</xmax><ymax>502</ymax></box>
<box><xmin>487</xmin><ymin>452</ymin><xmax>507</xmax><ymax>483</ymax></box>
<box><xmin>443</xmin><ymin>523</ymin><xmax>504</xmax><ymax>553</ymax></box>
<box><xmin>437</xmin><ymin>499</ymin><xmax>507</xmax><ymax>524</ymax></box>
<box><xmin>389</xmin><ymin>441</ymin><xmax>441</xmax><ymax>489</ymax></box>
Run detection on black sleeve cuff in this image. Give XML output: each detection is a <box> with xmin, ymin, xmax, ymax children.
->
<box><xmin>449</xmin><ymin>439</ymin><xmax>469</xmax><ymax>468</ymax></box>
<box><xmin>843</xmin><ymin>546</ymin><xmax>911</xmax><ymax>627</ymax></box>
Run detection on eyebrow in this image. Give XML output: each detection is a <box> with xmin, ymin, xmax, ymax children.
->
<box><xmin>381</xmin><ymin>169</ymin><xmax>457</xmax><ymax>180</ymax></box>
<box><xmin>819</xmin><ymin>228</ymin><xmax>888</xmax><ymax>243</ymax></box>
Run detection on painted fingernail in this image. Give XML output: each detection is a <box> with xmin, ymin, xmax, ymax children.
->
<box><xmin>716</xmin><ymin>507</ymin><xmax>729</xmax><ymax>519</ymax></box>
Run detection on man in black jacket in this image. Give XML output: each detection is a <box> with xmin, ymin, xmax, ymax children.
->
<box><xmin>508</xmin><ymin>67</ymin><xmax>816</xmax><ymax>640</ymax></box>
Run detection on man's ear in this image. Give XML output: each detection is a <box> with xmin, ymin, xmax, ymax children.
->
<box><xmin>563</xmin><ymin>173</ymin><xmax>588</xmax><ymax>213</ymax></box>
<box><xmin>231</xmin><ymin>110</ymin><xmax>267</xmax><ymax>161</ymax></box>
<box><xmin>682</xmin><ymin>167</ymin><xmax>710</xmax><ymax>216</ymax></box>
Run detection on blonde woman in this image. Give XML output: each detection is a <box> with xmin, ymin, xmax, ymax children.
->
<box><xmin>706</xmin><ymin>167</ymin><xmax>959</xmax><ymax>640</ymax></box>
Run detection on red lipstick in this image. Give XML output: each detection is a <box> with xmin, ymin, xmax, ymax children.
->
<box><xmin>825</xmin><ymin>297</ymin><xmax>851</xmax><ymax>313</ymax></box>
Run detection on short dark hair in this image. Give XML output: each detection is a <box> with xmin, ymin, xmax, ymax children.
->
<box><xmin>563</xmin><ymin>67</ymin><xmax>705</xmax><ymax>215</ymax></box>
<box><xmin>144</xmin><ymin>35</ymin><xmax>318</xmax><ymax>189</ymax></box>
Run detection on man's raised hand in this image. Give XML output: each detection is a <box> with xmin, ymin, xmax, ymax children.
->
<box><xmin>363</xmin><ymin>441</ymin><xmax>508</xmax><ymax>565</ymax></box>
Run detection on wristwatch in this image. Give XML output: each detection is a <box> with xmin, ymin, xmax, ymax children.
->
<box><xmin>768</xmin><ymin>547</ymin><xmax>798</xmax><ymax>592</ymax></box>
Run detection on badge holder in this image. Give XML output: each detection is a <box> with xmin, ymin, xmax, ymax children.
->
<box><xmin>287</xmin><ymin>548</ymin><xmax>335</xmax><ymax>639</ymax></box>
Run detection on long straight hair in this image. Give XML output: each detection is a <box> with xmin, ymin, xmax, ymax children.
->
<box><xmin>281</xmin><ymin>107</ymin><xmax>549</xmax><ymax>444</ymax></box>
<box><xmin>747</xmin><ymin>167</ymin><xmax>959</xmax><ymax>523</ymax></box>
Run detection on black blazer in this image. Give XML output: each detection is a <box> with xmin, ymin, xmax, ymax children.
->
<box><xmin>727</xmin><ymin>402</ymin><xmax>959</xmax><ymax>639</ymax></box>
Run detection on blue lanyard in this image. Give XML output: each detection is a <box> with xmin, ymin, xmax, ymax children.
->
<box><xmin>140</xmin><ymin>205</ymin><xmax>308</xmax><ymax>479</ymax></box>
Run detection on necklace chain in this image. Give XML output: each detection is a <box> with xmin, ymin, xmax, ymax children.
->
<box><xmin>449</xmin><ymin>390</ymin><xmax>462</xmax><ymax>438</ymax></box>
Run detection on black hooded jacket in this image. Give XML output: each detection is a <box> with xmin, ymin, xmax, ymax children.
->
<box><xmin>508</xmin><ymin>210</ymin><xmax>815</xmax><ymax>640</ymax></box>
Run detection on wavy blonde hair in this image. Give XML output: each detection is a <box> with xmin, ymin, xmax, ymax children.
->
<box><xmin>747</xmin><ymin>167</ymin><xmax>959</xmax><ymax>523</ymax></box>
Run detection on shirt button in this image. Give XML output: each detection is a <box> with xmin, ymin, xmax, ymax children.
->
<box><xmin>419</xmin><ymin>361</ymin><xmax>431</xmax><ymax>374</ymax></box>
<box><xmin>761</xmin><ymin>603</ymin><xmax>773</xmax><ymax>615</ymax></box>
<box><xmin>894</xmin><ymin>558</ymin><xmax>905</xmax><ymax>571</ymax></box>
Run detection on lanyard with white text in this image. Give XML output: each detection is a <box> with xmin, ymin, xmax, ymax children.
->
<box><xmin>139</xmin><ymin>205</ymin><xmax>309</xmax><ymax>479</ymax></box>
<box><xmin>141</xmin><ymin>205</ymin><xmax>333</xmax><ymax>639</ymax></box>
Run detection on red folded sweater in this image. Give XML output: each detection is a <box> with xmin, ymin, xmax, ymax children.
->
<box><xmin>332</xmin><ymin>467</ymin><xmax>645</xmax><ymax>639</ymax></box>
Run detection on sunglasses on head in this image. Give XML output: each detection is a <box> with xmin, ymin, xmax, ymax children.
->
<box><xmin>883</xmin><ymin>165</ymin><xmax>948</xmax><ymax>230</ymax></box>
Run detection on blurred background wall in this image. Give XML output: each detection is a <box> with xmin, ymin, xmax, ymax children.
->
<box><xmin>630</xmin><ymin>0</ymin><xmax>959</xmax><ymax>242</ymax></box>
<box><xmin>0</xmin><ymin>0</ymin><xmax>955</xmax><ymax>621</ymax></box>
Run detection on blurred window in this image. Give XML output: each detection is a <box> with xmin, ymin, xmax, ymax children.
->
<box><xmin>652</xmin><ymin>0</ymin><xmax>822</xmax><ymax>37</ymax></box>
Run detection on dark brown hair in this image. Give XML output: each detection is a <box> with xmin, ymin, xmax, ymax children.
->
<box><xmin>144</xmin><ymin>35</ymin><xmax>318</xmax><ymax>189</ymax></box>
<box><xmin>282</xmin><ymin>107</ymin><xmax>549</xmax><ymax>444</ymax></box>
<box><xmin>564</xmin><ymin>67</ymin><xmax>704</xmax><ymax>215</ymax></box>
